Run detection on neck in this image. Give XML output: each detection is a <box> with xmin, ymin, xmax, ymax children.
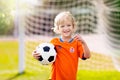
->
<box><xmin>61</xmin><ymin>36</ymin><xmax>72</xmax><ymax>42</ymax></box>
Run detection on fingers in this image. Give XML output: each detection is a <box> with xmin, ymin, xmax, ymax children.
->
<box><xmin>74</xmin><ymin>34</ymin><xmax>85</xmax><ymax>44</ymax></box>
<box><xmin>33</xmin><ymin>53</ymin><xmax>40</xmax><ymax>60</ymax></box>
<box><xmin>74</xmin><ymin>34</ymin><xmax>79</xmax><ymax>40</ymax></box>
<box><xmin>34</xmin><ymin>55</ymin><xmax>40</xmax><ymax>60</ymax></box>
<box><xmin>32</xmin><ymin>50</ymin><xmax>40</xmax><ymax>60</ymax></box>
<box><xmin>74</xmin><ymin>34</ymin><xmax>82</xmax><ymax>41</ymax></box>
<box><xmin>32</xmin><ymin>50</ymin><xmax>37</xmax><ymax>56</ymax></box>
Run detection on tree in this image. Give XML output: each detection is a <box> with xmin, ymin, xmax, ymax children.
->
<box><xmin>0</xmin><ymin>0</ymin><xmax>15</xmax><ymax>35</ymax></box>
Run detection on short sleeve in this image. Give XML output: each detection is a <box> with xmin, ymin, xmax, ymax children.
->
<box><xmin>50</xmin><ymin>38</ymin><xmax>54</xmax><ymax>44</ymax></box>
<box><xmin>50</xmin><ymin>38</ymin><xmax>58</xmax><ymax>46</ymax></box>
<box><xmin>77</xmin><ymin>41</ymin><xmax>84</xmax><ymax>58</ymax></box>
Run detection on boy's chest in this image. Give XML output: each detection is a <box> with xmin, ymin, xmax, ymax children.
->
<box><xmin>55</xmin><ymin>43</ymin><xmax>78</xmax><ymax>54</ymax></box>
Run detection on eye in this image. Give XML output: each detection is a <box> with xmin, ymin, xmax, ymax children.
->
<box><xmin>60</xmin><ymin>25</ymin><xmax>64</xmax><ymax>28</ymax></box>
<box><xmin>67</xmin><ymin>24</ymin><xmax>71</xmax><ymax>27</ymax></box>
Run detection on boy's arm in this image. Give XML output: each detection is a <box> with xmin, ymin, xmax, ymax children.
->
<box><xmin>81</xmin><ymin>41</ymin><xmax>91</xmax><ymax>59</ymax></box>
<box><xmin>74</xmin><ymin>34</ymin><xmax>91</xmax><ymax>59</ymax></box>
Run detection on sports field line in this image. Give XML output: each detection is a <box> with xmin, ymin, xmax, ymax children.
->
<box><xmin>0</xmin><ymin>70</ymin><xmax>17</xmax><ymax>74</ymax></box>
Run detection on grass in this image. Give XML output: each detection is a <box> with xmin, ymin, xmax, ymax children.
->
<box><xmin>0</xmin><ymin>40</ymin><xmax>120</xmax><ymax>80</ymax></box>
<box><xmin>0</xmin><ymin>41</ymin><xmax>18</xmax><ymax>70</ymax></box>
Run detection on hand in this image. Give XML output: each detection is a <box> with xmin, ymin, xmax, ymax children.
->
<box><xmin>74</xmin><ymin>34</ymin><xmax>85</xmax><ymax>43</ymax></box>
<box><xmin>32</xmin><ymin>50</ymin><xmax>40</xmax><ymax>60</ymax></box>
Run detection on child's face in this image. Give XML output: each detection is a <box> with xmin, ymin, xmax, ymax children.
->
<box><xmin>58</xmin><ymin>19</ymin><xmax>74</xmax><ymax>38</ymax></box>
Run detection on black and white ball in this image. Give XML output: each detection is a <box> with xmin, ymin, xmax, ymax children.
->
<box><xmin>36</xmin><ymin>43</ymin><xmax>56</xmax><ymax>65</ymax></box>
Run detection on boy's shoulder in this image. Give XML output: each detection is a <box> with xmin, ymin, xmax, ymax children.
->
<box><xmin>51</xmin><ymin>37</ymin><xmax>59</xmax><ymax>42</ymax></box>
<box><xmin>50</xmin><ymin>37</ymin><xmax>59</xmax><ymax>44</ymax></box>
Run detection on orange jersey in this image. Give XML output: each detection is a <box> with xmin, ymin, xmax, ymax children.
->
<box><xmin>50</xmin><ymin>37</ymin><xmax>84</xmax><ymax>80</ymax></box>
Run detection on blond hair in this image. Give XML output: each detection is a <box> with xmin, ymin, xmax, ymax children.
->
<box><xmin>53</xmin><ymin>11</ymin><xmax>77</xmax><ymax>34</ymax></box>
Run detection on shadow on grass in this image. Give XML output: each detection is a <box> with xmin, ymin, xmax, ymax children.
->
<box><xmin>6</xmin><ymin>72</ymin><xmax>25</xmax><ymax>80</ymax></box>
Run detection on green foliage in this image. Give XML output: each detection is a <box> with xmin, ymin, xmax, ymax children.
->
<box><xmin>0</xmin><ymin>0</ymin><xmax>15</xmax><ymax>35</ymax></box>
<box><xmin>0</xmin><ymin>12</ymin><xmax>14</xmax><ymax>35</ymax></box>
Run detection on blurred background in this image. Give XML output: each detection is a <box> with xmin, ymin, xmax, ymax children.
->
<box><xmin>0</xmin><ymin>0</ymin><xmax>120</xmax><ymax>80</ymax></box>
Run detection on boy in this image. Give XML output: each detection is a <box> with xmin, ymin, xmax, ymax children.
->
<box><xmin>33</xmin><ymin>11</ymin><xmax>91</xmax><ymax>80</ymax></box>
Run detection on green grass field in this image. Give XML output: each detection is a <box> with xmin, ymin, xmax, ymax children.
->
<box><xmin>0</xmin><ymin>40</ymin><xmax>120</xmax><ymax>80</ymax></box>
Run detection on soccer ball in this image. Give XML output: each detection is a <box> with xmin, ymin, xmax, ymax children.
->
<box><xmin>35</xmin><ymin>43</ymin><xmax>56</xmax><ymax>65</ymax></box>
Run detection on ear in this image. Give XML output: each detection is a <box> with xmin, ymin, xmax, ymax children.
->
<box><xmin>72</xmin><ymin>24</ymin><xmax>76</xmax><ymax>33</ymax></box>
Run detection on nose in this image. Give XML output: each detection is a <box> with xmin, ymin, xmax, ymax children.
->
<box><xmin>63</xmin><ymin>26</ymin><xmax>69</xmax><ymax>30</ymax></box>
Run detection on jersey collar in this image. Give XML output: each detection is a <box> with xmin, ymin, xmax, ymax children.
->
<box><xmin>60</xmin><ymin>37</ymin><xmax>74</xmax><ymax>43</ymax></box>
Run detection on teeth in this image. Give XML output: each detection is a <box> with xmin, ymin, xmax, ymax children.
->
<box><xmin>64</xmin><ymin>31</ymin><xmax>69</xmax><ymax>33</ymax></box>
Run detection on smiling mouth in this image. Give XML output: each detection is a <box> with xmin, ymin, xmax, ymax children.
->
<box><xmin>63</xmin><ymin>31</ymin><xmax>70</xmax><ymax>33</ymax></box>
